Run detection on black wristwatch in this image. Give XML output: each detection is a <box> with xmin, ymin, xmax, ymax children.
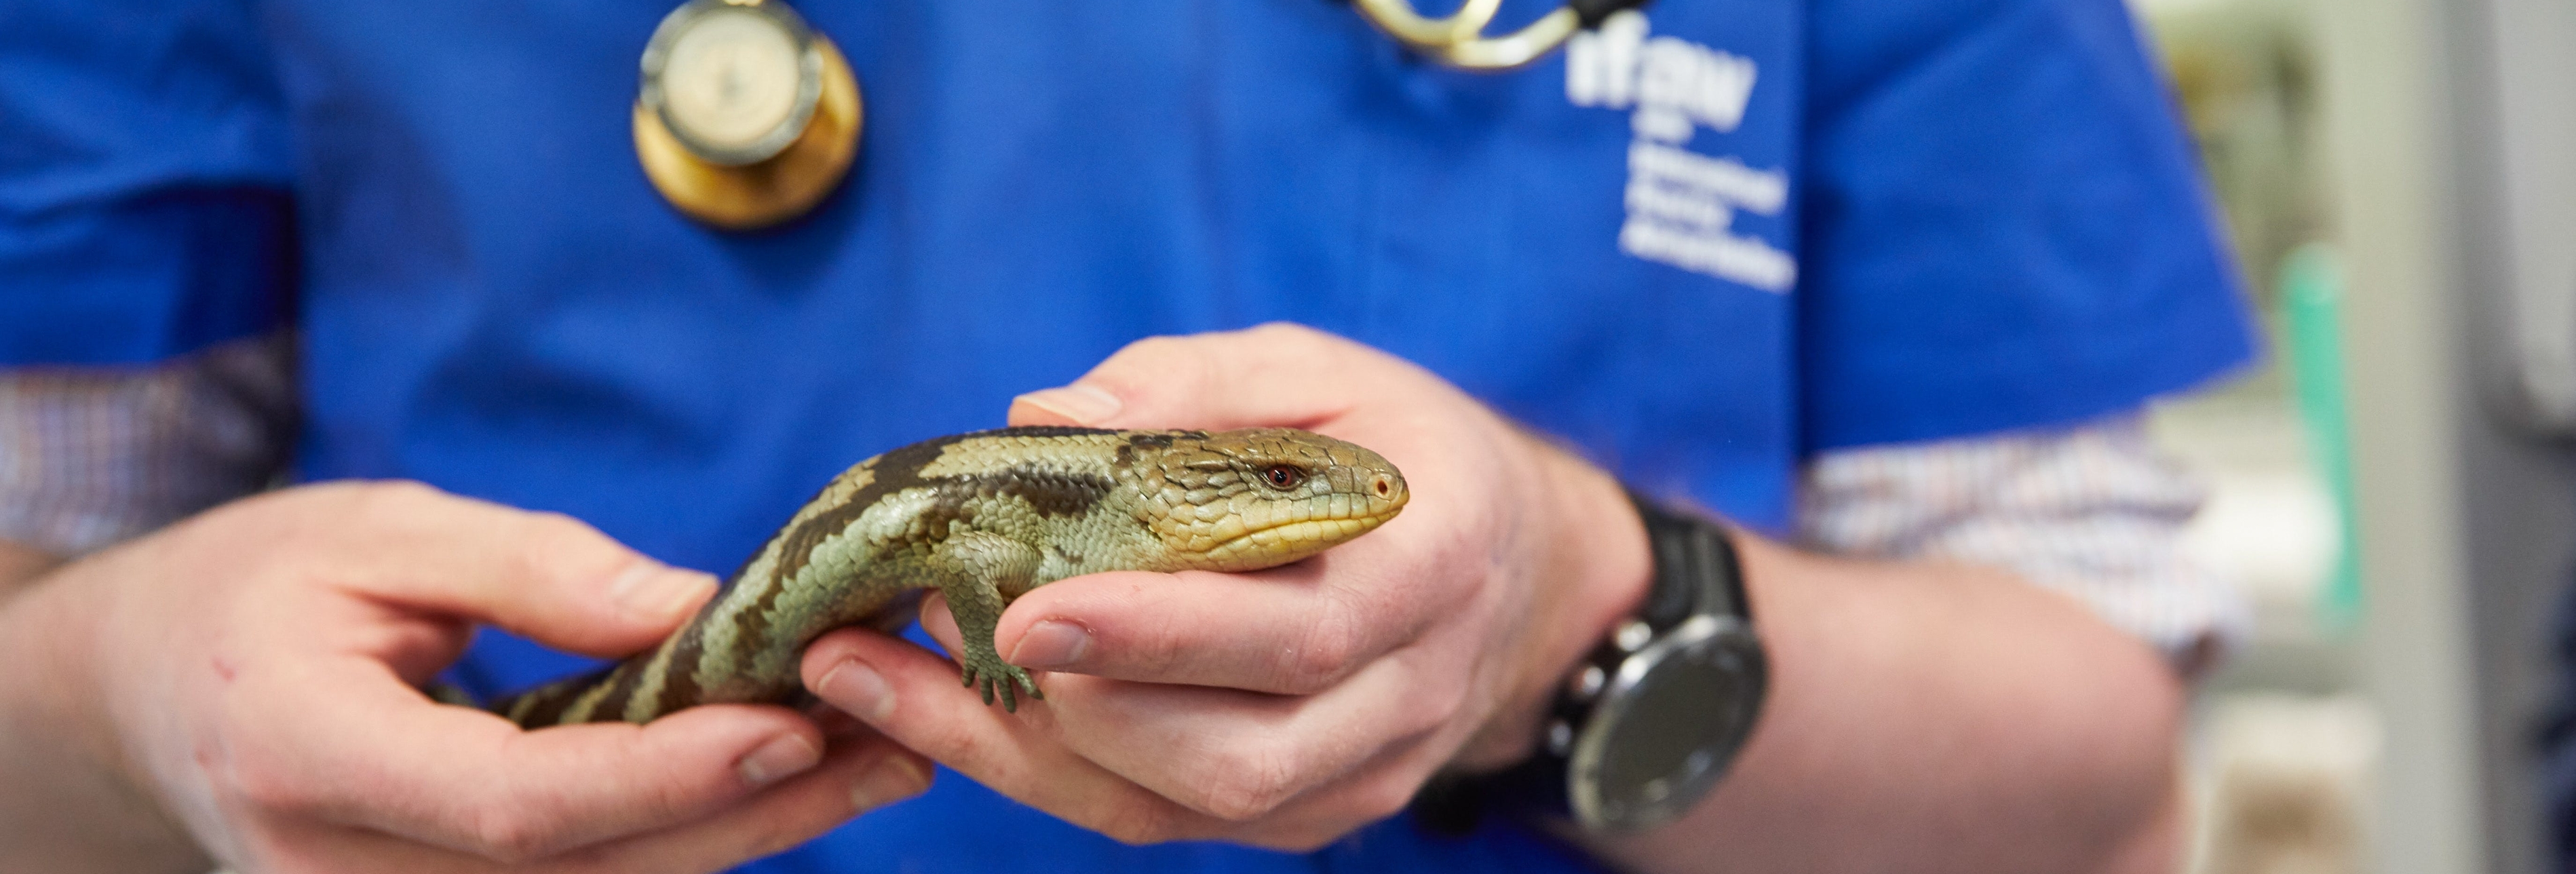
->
<box><xmin>1412</xmin><ymin>491</ymin><xmax>1768</xmax><ymax>835</ymax></box>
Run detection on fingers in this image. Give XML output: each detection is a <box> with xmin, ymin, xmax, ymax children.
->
<box><xmin>145</xmin><ymin>481</ymin><xmax>933</xmax><ymax>871</ymax></box>
<box><xmin>271</xmin><ymin>482</ymin><xmax>717</xmax><ymax>658</ymax></box>
<box><xmin>256</xmin><ymin>734</ymin><xmax>929</xmax><ymax>873</ymax></box>
<box><xmin>801</xmin><ymin>623</ymin><xmax>1446</xmax><ymax>848</ymax></box>
<box><xmin>226</xmin><ymin>656</ymin><xmax>832</xmax><ymax>860</ymax></box>
<box><xmin>566</xmin><ymin>736</ymin><xmax>929</xmax><ymax>871</ymax></box>
<box><xmin>796</xmin><ymin>628</ymin><xmax>1227</xmax><ymax>846</ymax></box>
<box><xmin>1033</xmin><ymin>667</ymin><xmax>1449</xmax><ymax>825</ymax></box>
<box><xmin>974</xmin><ymin>564</ymin><xmax>1429</xmax><ymax>696</ymax></box>
<box><xmin>909</xmin><ymin>601</ymin><xmax>1455</xmax><ymax>828</ymax></box>
<box><xmin>1008</xmin><ymin>323</ymin><xmax>1438</xmax><ymax>430</ymax></box>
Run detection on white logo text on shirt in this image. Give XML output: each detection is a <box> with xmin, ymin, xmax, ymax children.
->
<box><xmin>1568</xmin><ymin>12</ymin><xmax>1795</xmax><ymax>292</ymax></box>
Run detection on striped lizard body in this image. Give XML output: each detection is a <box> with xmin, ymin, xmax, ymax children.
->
<box><xmin>493</xmin><ymin>426</ymin><xmax>1408</xmax><ymax>727</ymax></box>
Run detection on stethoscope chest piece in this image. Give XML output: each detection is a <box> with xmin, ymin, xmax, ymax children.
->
<box><xmin>634</xmin><ymin>0</ymin><xmax>860</xmax><ymax>230</ymax></box>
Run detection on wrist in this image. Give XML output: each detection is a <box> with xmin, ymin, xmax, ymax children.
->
<box><xmin>2</xmin><ymin>565</ymin><xmax>117</xmax><ymax>782</ymax></box>
<box><xmin>0</xmin><ymin>537</ymin><xmax>64</xmax><ymax>599</ymax></box>
<box><xmin>0</xmin><ymin>558</ymin><xmax>210</xmax><ymax>873</ymax></box>
<box><xmin>1453</xmin><ymin>442</ymin><xmax>1653</xmax><ymax>771</ymax></box>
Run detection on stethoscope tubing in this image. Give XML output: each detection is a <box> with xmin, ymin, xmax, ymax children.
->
<box><xmin>1349</xmin><ymin>0</ymin><xmax>1638</xmax><ymax>71</ymax></box>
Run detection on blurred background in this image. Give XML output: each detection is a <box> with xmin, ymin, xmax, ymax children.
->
<box><xmin>2126</xmin><ymin>0</ymin><xmax>2576</xmax><ymax>871</ymax></box>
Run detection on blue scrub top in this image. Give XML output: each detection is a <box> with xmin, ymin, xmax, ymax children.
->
<box><xmin>1</xmin><ymin>0</ymin><xmax>2251</xmax><ymax>870</ymax></box>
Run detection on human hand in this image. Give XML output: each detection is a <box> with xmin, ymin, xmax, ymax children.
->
<box><xmin>798</xmin><ymin>323</ymin><xmax>1651</xmax><ymax>850</ymax></box>
<box><xmin>0</xmin><ymin>482</ymin><xmax>929</xmax><ymax>873</ymax></box>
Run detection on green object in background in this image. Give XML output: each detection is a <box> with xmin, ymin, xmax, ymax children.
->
<box><xmin>2281</xmin><ymin>243</ymin><xmax>2363</xmax><ymax>634</ymax></box>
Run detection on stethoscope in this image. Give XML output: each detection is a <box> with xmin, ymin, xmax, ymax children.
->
<box><xmin>634</xmin><ymin>0</ymin><xmax>1649</xmax><ymax>229</ymax></box>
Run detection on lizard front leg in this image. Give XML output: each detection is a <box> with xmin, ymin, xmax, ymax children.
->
<box><xmin>927</xmin><ymin>531</ymin><xmax>1045</xmax><ymax>711</ymax></box>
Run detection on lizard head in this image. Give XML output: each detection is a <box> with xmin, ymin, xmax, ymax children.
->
<box><xmin>1121</xmin><ymin>428</ymin><xmax>1409</xmax><ymax>572</ymax></box>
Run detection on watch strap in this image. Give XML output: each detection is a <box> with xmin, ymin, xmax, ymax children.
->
<box><xmin>1630</xmin><ymin>491</ymin><xmax>1750</xmax><ymax>628</ymax></box>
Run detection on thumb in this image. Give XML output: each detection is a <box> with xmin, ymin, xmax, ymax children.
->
<box><xmin>292</xmin><ymin>482</ymin><xmax>715</xmax><ymax>658</ymax></box>
<box><xmin>1008</xmin><ymin>322</ymin><xmax>1426</xmax><ymax>430</ymax></box>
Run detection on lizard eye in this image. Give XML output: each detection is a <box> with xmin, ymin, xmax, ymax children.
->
<box><xmin>1261</xmin><ymin>465</ymin><xmax>1306</xmax><ymax>491</ymax></box>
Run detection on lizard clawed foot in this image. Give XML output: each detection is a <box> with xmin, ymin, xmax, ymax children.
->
<box><xmin>961</xmin><ymin>659</ymin><xmax>1043</xmax><ymax>712</ymax></box>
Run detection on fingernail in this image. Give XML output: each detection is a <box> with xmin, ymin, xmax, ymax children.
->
<box><xmin>817</xmin><ymin>658</ymin><xmax>896</xmax><ymax>723</ymax></box>
<box><xmin>1012</xmin><ymin>384</ymin><xmax>1122</xmax><ymax>425</ymax></box>
<box><xmin>851</xmin><ymin>755</ymin><xmax>931</xmax><ymax>812</ymax></box>
<box><xmin>737</xmin><ymin>734</ymin><xmax>822</xmax><ymax>788</ymax></box>
<box><xmin>1008</xmin><ymin>620</ymin><xmax>1092</xmax><ymax>669</ymax></box>
<box><xmin>611</xmin><ymin>559</ymin><xmax>712</xmax><ymax>624</ymax></box>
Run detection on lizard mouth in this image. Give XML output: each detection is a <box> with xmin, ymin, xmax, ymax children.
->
<box><xmin>1201</xmin><ymin>512</ymin><xmax>1401</xmax><ymax>568</ymax></box>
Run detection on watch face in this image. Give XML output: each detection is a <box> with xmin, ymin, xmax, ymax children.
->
<box><xmin>1569</xmin><ymin>615</ymin><xmax>1767</xmax><ymax>832</ymax></box>
<box><xmin>640</xmin><ymin>0</ymin><xmax>824</xmax><ymax>166</ymax></box>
